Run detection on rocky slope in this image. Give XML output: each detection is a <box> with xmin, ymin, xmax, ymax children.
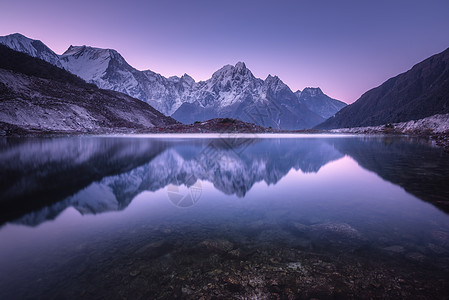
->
<box><xmin>0</xmin><ymin>44</ymin><xmax>178</xmax><ymax>135</ymax></box>
<box><xmin>0</xmin><ymin>33</ymin><xmax>346</xmax><ymax>129</ymax></box>
<box><xmin>317</xmin><ymin>47</ymin><xmax>449</xmax><ymax>129</ymax></box>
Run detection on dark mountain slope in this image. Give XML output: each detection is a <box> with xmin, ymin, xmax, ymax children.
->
<box><xmin>0</xmin><ymin>45</ymin><xmax>178</xmax><ymax>134</ymax></box>
<box><xmin>317</xmin><ymin>47</ymin><xmax>449</xmax><ymax>129</ymax></box>
<box><xmin>0</xmin><ymin>43</ymin><xmax>90</xmax><ymax>88</ymax></box>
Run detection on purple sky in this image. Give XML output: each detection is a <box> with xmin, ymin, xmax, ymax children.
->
<box><xmin>1</xmin><ymin>0</ymin><xmax>448</xmax><ymax>103</ymax></box>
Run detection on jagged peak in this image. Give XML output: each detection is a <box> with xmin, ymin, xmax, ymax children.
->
<box><xmin>168</xmin><ymin>75</ymin><xmax>180</xmax><ymax>81</ymax></box>
<box><xmin>167</xmin><ymin>73</ymin><xmax>196</xmax><ymax>86</ymax></box>
<box><xmin>235</xmin><ymin>61</ymin><xmax>246</xmax><ymax>69</ymax></box>
<box><xmin>265</xmin><ymin>74</ymin><xmax>284</xmax><ymax>85</ymax></box>
<box><xmin>212</xmin><ymin>62</ymin><xmax>254</xmax><ymax>79</ymax></box>
<box><xmin>181</xmin><ymin>73</ymin><xmax>194</xmax><ymax>81</ymax></box>
<box><xmin>212</xmin><ymin>64</ymin><xmax>233</xmax><ymax>77</ymax></box>
<box><xmin>263</xmin><ymin>74</ymin><xmax>291</xmax><ymax>95</ymax></box>
<box><xmin>181</xmin><ymin>73</ymin><xmax>195</xmax><ymax>85</ymax></box>
<box><xmin>301</xmin><ymin>87</ymin><xmax>324</xmax><ymax>96</ymax></box>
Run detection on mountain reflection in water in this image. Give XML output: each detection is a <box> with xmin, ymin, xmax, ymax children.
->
<box><xmin>0</xmin><ymin>135</ymin><xmax>448</xmax><ymax>226</ymax></box>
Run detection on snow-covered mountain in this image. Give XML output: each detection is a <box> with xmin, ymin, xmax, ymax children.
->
<box><xmin>172</xmin><ymin>63</ymin><xmax>325</xmax><ymax>129</ymax></box>
<box><xmin>59</xmin><ymin>45</ymin><xmax>197</xmax><ymax>115</ymax></box>
<box><xmin>0</xmin><ymin>44</ymin><xmax>177</xmax><ymax>135</ymax></box>
<box><xmin>0</xmin><ymin>34</ymin><xmax>198</xmax><ymax>115</ymax></box>
<box><xmin>0</xmin><ymin>33</ymin><xmax>62</xmax><ymax>67</ymax></box>
<box><xmin>0</xmin><ymin>33</ymin><xmax>346</xmax><ymax>129</ymax></box>
<box><xmin>295</xmin><ymin>88</ymin><xmax>347</xmax><ymax>119</ymax></box>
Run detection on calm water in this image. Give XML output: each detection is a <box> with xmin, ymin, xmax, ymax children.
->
<box><xmin>0</xmin><ymin>135</ymin><xmax>449</xmax><ymax>299</ymax></box>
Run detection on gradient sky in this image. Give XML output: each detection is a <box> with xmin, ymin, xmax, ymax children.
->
<box><xmin>1</xmin><ymin>0</ymin><xmax>448</xmax><ymax>103</ymax></box>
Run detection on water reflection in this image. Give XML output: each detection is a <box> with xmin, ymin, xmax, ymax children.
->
<box><xmin>1</xmin><ymin>136</ymin><xmax>449</xmax><ymax>227</ymax></box>
<box><xmin>0</xmin><ymin>135</ymin><xmax>449</xmax><ymax>299</ymax></box>
<box><xmin>331</xmin><ymin>137</ymin><xmax>449</xmax><ymax>211</ymax></box>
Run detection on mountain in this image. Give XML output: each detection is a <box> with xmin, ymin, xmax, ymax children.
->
<box><xmin>0</xmin><ymin>33</ymin><xmax>62</xmax><ymax>67</ymax></box>
<box><xmin>0</xmin><ymin>44</ymin><xmax>178</xmax><ymax>135</ymax></box>
<box><xmin>317</xmin><ymin>47</ymin><xmax>449</xmax><ymax>129</ymax></box>
<box><xmin>295</xmin><ymin>87</ymin><xmax>347</xmax><ymax>119</ymax></box>
<box><xmin>0</xmin><ymin>33</ymin><xmax>345</xmax><ymax>129</ymax></box>
<box><xmin>172</xmin><ymin>63</ymin><xmax>325</xmax><ymax>129</ymax></box>
<box><xmin>59</xmin><ymin>45</ymin><xmax>197</xmax><ymax>116</ymax></box>
<box><xmin>0</xmin><ymin>34</ymin><xmax>201</xmax><ymax>116</ymax></box>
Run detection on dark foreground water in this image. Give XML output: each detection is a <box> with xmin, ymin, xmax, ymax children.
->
<box><xmin>0</xmin><ymin>135</ymin><xmax>449</xmax><ymax>299</ymax></box>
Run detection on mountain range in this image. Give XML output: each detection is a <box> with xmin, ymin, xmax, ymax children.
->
<box><xmin>0</xmin><ymin>33</ymin><xmax>346</xmax><ymax>129</ymax></box>
<box><xmin>1</xmin><ymin>32</ymin><xmax>447</xmax><ymax>132</ymax></box>
<box><xmin>317</xmin><ymin>47</ymin><xmax>449</xmax><ymax>129</ymax></box>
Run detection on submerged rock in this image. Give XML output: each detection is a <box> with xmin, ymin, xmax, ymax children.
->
<box><xmin>198</xmin><ymin>239</ymin><xmax>234</xmax><ymax>253</ymax></box>
<box><xmin>406</xmin><ymin>252</ymin><xmax>426</xmax><ymax>262</ymax></box>
<box><xmin>382</xmin><ymin>245</ymin><xmax>405</xmax><ymax>254</ymax></box>
<box><xmin>134</xmin><ymin>240</ymin><xmax>173</xmax><ymax>258</ymax></box>
<box><xmin>308</xmin><ymin>222</ymin><xmax>364</xmax><ymax>240</ymax></box>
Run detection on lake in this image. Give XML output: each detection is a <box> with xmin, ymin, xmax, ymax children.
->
<box><xmin>0</xmin><ymin>135</ymin><xmax>448</xmax><ymax>299</ymax></box>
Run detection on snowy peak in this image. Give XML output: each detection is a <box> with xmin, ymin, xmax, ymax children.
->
<box><xmin>59</xmin><ymin>45</ymin><xmax>130</xmax><ymax>83</ymax></box>
<box><xmin>235</xmin><ymin>61</ymin><xmax>247</xmax><ymax>70</ymax></box>
<box><xmin>212</xmin><ymin>64</ymin><xmax>233</xmax><ymax>78</ymax></box>
<box><xmin>0</xmin><ymin>33</ymin><xmax>32</xmax><ymax>48</ymax></box>
<box><xmin>212</xmin><ymin>61</ymin><xmax>254</xmax><ymax>81</ymax></box>
<box><xmin>301</xmin><ymin>87</ymin><xmax>324</xmax><ymax>97</ymax></box>
<box><xmin>264</xmin><ymin>74</ymin><xmax>290</xmax><ymax>94</ymax></box>
<box><xmin>0</xmin><ymin>33</ymin><xmax>43</xmax><ymax>54</ymax></box>
<box><xmin>265</xmin><ymin>74</ymin><xmax>282</xmax><ymax>84</ymax></box>
<box><xmin>296</xmin><ymin>87</ymin><xmax>347</xmax><ymax>119</ymax></box>
<box><xmin>62</xmin><ymin>45</ymin><xmax>85</xmax><ymax>56</ymax></box>
<box><xmin>59</xmin><ymin>46</ymin><xmax>113</xmax><ymax>82</ymax></box>
<box><xmin>61</xmin><ymin>45</ymin><xmax>120</xmax><ymax>61</ymax></box>
<box><xmin>181</xmin><ymin>73</ymin><xmax>195</xmax><ymax>85</ymax></box>
<box><xmin>0</xmin><ymin>33</ymin><xmax>61</xmax><ymax>67</ymax></box>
